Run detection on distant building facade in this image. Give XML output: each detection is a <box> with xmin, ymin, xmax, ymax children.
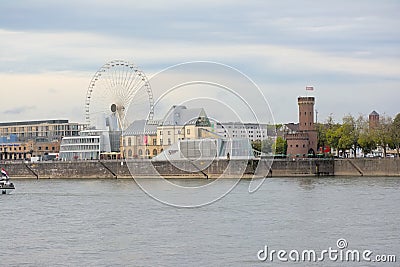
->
<box><xmin>285</xmin><ymin>97</ymin><xmax>318</xmax><ymax>158</ymax></box>
<box><xmin>215</xmin><ymin>122</ymin><xmax>274</xmax><ymax>142</ymax></box>
<box><xmin>0</xmin><ymin>119</ymin><xmax>85</xmax><ymax>161</ymax></box>
<box><xmin>0</xmin><ymin>137</ymin><xmax>60</xmax><ymax>160</ymax></box>
<box><xmin>122</xmin><ymin>105</ymin><xmax>213</xmax><ymax>159</ymax></box>
<box><xmin>122</xmin><ymin>120</ymin><xmax>162</xmax><ymax>159</ymax></box>
<box><xmin>59</xmin><ymin>114</ymin><xmax>121</xmax><ymax>161</ymax></box>
<box><xmin>0</xmin><ymin>119</ymin><xmax>85</xmax><ymax>142</ymax></box>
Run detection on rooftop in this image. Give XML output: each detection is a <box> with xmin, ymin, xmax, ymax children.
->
<box><xmin>0</xmin><ymin>119</ymin><xmax>70</xmax><ymax>127</ymax></box>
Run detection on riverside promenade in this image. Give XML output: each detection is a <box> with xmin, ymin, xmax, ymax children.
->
<box><xmin>3</xmin><ymin>158</ymin><xmax>400</xmax><ymax>179</ymax></box>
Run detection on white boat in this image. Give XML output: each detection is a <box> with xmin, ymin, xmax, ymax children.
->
<box><xmin>0</xmin><ymin>168</ymin><xmax>14</xmax><ymax>195</ymax></box>
<box><xmin>0</xmin><ymin>179</ymin><xmax>15</xmax><ymax>195</ymax></box>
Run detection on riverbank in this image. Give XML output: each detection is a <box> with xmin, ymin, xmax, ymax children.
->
<box><xmin>3</xmin><ymin>158</ymin><xmax>399</xmax><ymax>179</ymax></box>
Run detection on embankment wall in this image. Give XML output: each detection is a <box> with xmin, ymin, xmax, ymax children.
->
<box><xmin>3</xmin><ymin>158</ymin><xmax>399</xmax><ymax>178</ymax></box>
<box><xmin>334</xmin><ymin>158</ymin><xmax>400</xmax><ymax>176</ymax></box>
<box><xmin>3</xmin><ymin>159</ymin><xmax>332</xmax><ymax>179</ymax></box>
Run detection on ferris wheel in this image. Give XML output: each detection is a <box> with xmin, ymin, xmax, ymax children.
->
<box><xmin>85</xmin><ymin>60</ymin><xmax>154</xmax><ymax>130</ymax></box>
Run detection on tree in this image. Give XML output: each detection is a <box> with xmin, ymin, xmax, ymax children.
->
<box><xmin>273</xmin><ymin>136</ymin><xmax>287</xmax><ymax>155</ymax></box>
<box><xmin>261</xmin><ymin>138</ymin><xmax>274</xmax><ymax>154</ymax></box>
<box><xmin>325</xmin><ymin>116</ymin><xmax>341</xmax><ymax>155</ymax></box>
<box><xmin>326</xmin><ymin>124</ymin><xmax>341</xmax><ymax>154</ymax></box>
<box><xmin>372</xmin><ymin>115</ymin><xmax>393</xmax><ymax>157</ymax></box>
<box><xmin>316</xmin><ymin>122</ymin><xmax>327</xmax><ymax>152</ymax></box>
<box><xmin>251</xmin><ymin>140</ymin><xmax>261</xmax><ymax>152</ymax></box>
<box><xmin>358</xmin><ymin>128</ymin><xmax>376</xmax><ymax>157</ymax></box>
<box><xmin>252</xmin><ymin>138</ymin><xmax>274</xmax><ymax>154</ymax></box>
<box><xmin>354</xmin><ymin>115</ymin><xmax>376</xmax><ymax>157</ymax></box>
<box><xmin>338</xmin><ymin>115</ymin><xmax>363</xmax><ymax>158</ymax></box>
<box><xmin>390</xmin><ymin>113</ymin><xmax>400</xmax><ymax>157</ymax></box>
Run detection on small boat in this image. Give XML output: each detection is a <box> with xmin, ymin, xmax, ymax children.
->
<box><xmin>0</xmin><ymin>168</ymin><xmax>14</xmax><ymax>195</ymax></box>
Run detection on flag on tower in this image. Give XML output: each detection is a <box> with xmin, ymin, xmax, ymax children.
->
<box><xmin>306</xmin><ymin>86</ymin><xmax>314</xmax><ymax>91</ymax></box>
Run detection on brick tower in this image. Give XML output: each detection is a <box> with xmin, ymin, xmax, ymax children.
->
<box><xmin>369</xmin><ymin>110</ymin><xmax>379</xmax><ymax>129</ymax></box>
<box><xmin>286</xmin><ymin>96</ymin><xmax>318</xmax><ymax>157</ymax></box>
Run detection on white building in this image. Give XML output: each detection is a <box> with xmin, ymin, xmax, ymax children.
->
<box><xmin>59</xmin><ymin>129</ymin><xmax>110</xmax><ymax>160</ymax></box>
<box><xmin>153</xmin><ymin>138</ymin><xmax>254</xmax><ymax>161</ymax></box>
<box><xmin>214</xmin><ymin>122</ymin><xmax>274</xmax><ymax>142</ymax></box>
<box><xmin>59</xmin><ymin>114</ymin><xmax>120</xmax><ymax>160</ymax></box>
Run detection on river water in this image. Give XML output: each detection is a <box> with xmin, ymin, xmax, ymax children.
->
<box><xmin>2</xmin><ymin>177</ymin><xmax>399</xmax><ymax>266</ymax></box>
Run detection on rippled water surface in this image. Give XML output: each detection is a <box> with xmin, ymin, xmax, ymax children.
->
<box><xmin>2</xmin><ymin>177</ymin><xmax>399</xmax><ymax>266</ymax></box>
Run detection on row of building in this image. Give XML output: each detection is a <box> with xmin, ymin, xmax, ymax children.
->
<box><xmin>0</xmin><ymin>120</ymin><xmax>85</xmax><ymax>161</ymax></box>
<box><xmin>60</xmin><ymin>105</ymin><xmax>273</xmax><ymax>161</ymax></box>
<box><xmin>7</xmin><ymin>95</ymin><xmax>384</xmax><ymax>161</ymax></box>
<box><xmin>0</xmin><ymin>106</ymin><xmax>275</xmax><ymax>161</ymax></box>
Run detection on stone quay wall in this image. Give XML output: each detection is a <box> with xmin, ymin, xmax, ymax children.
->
<box><xmin>3</xmin><ymin>158</ymin><xmax>335</xmax><ymax>179</ymax></box>
<box><xmin>334</xmin><ymin>158</ymin><xmax>400</xmax><ymax>176</ymax></box>
<box><xmin>3</xmin><ymin>158</ymin><xmax>399</xmax><ymax>179</ymax></box>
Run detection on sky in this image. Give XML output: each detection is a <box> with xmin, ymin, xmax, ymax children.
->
<box><xmin>0</xmin><ymin>0</ymin><xmax>399</xmax><ymax>125</ymax></box>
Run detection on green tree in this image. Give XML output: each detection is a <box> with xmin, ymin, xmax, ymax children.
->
<box><xmin>261</xmin><ymin>138</ymin><xmax>274</xmax><ymax>154</ymax></box>
<box><xmin>273</xmin><ymin>136</ymin><xmax>287</xmax><ymax>155</ymax></box>
<box><xmin>391</xmin><ymin>113</ymin><xmax>400</xmax><ymax>156</ymax></box>
<box><xmin>358</xmin><ymin>124</ymin><xmax>376</xmax><ymax>156</ymax></box>
<box><xmin>372</xmin><ymin>115</ymin><xmax>393</xmax><ymax>157</ymax></box>
<box><xmin>252</xmin><ymin>138</ymin><xmax>274</xmax><ymax>154</ymax></box>
<box><xmin>325</xmin><ymin>116</ymin><xmax>341</xmax><ymax>154</ymax></box>
<box><xmin>251</xmin><ymin>140</ymin><xmax>261</xmax><ymax>152</ymax></box>
<box><xmin>338</xmin><ymin>115</ymin><xmax>363</xmax><ymax>158</ymax></box>
<box><xmin>356</xmin><ymin>115</ymin><xmax>375</xmax><ymax>156</ymax></box>
<box><xmin>326</xmin><ymin>125</ymin><xmax>341</xmax><ymax>154</ymax></box>
<box><xmin>316</xmin><ymin>122</ymin><xmax>327</xmax><ymax>153</ymax></box>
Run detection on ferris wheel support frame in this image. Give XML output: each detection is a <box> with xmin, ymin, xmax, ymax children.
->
<box><xmin>84</xmin><ymin>59</ymin><xmax>154</xmax><ymax>129</ymax></box>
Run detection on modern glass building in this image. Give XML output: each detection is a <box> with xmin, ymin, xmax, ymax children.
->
<box><xmin>59</xmin><ymin>129</ymin><xmax>110</xmax><ymax>161</ymax></box>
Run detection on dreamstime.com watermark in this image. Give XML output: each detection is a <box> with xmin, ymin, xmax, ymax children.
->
<box><xmin>257</xmin><ymin>238</ymin><xmax>397</xmax><ymax>263</ymax></box>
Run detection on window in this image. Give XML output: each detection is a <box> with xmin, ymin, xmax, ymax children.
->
<box><xmin>187</xmin><ymin>129</ymin><xmax>190</xmax><ymax>135</ymax></box>
<box><xmin>128</xmin><ymin>137</ymin><xmax>132</xmax><ymax>146</ymax></box>
<box><xmin>146</xmin><ymin>149</ymin><xmax>150</xmax><ymax>156</ymax></box>
<box><xmin>153</xmin><ymin>139</ymin><xmax>157</xmax><ymax>146</ymax></box>
<box><xmin>153</xmin><ymin>149</ymin><xmax>158</xmax><ymax>156</ymax></box>
<box><xmin>168</xmin><ymin>138</ymin><xmax>171</xmax><ymax>145</ymax></box>
<box><xmin>128</xmin><ymin>149</ymin><xmax>132</xmax><ymax>157</ymax></box>
<box><xmin>38</xmin><ymin>147</ymin><xmax>42</xmax><ymax>150</ymax></box>
<box><xmin>160</xmin><ymin>139</ymin><xmax>163</xmax><ymax>145</ymax></box>
<box><xmin>296</xmin><ymin>144</ymin><xmax>299</xmax><ymax>147</ymax></box>
<box><xmin>52</xmin><ymin>147</ymin><xmax>55</xmax><ymax>151</ymax></box>
<box><xmin>45</xmin><ymin>147</ymin><xmax>49</xmax><ymax>150</ymax></box>
<box><xmin>168</xmin><ymin>131</ymin><xmax>171</xmax><ymax>135</ymax></box>
<box><xmin>138</xmin><ymin>149</ymin><xmax>143</xmax><ymax>156</ymax></box>
<box><xmin>160</xmin><ymin>131</ymin><xmax>162</xmax><ymax>135</ymax></box>
<box><xmin>303</xmin><ymin>144</ymin><xmax>305</xmax><ymax>148</ymax></box>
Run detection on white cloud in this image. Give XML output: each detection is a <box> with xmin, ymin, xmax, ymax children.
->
<box><xmin>0</xmin><ymin>0</ymin><xmax>399</xmax><ymax>124</ymax></box>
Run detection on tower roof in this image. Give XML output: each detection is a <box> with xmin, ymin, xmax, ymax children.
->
<box><xmin>369</xmin><ymin>110</ymin><xmax>379</xmax><ymax>116</ymax></box>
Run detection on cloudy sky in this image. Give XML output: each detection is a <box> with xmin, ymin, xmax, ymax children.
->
<box><xmin>0</xmin><ymin>0</ymin><xmax>399</xmax><ymax>125</ymax></box>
